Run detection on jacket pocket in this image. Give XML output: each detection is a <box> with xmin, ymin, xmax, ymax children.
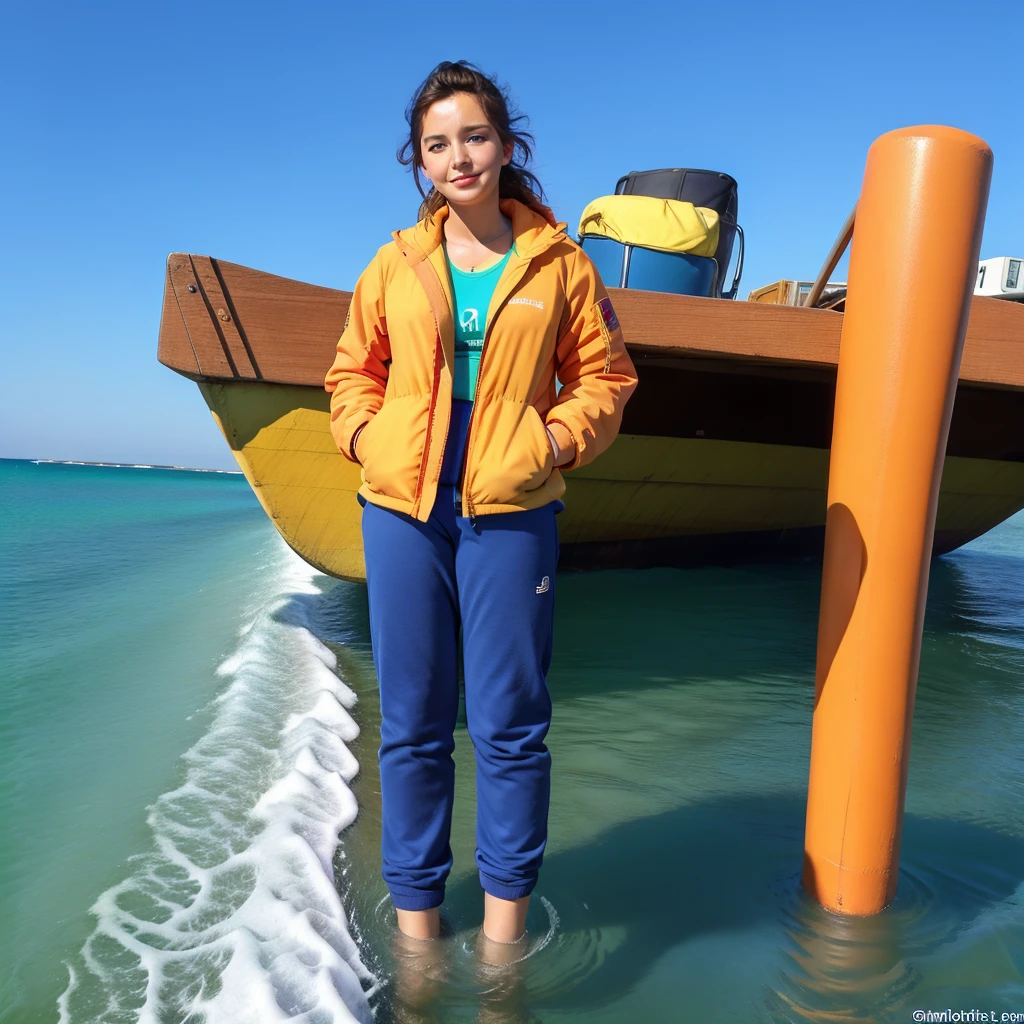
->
<box><xmin>525</xmin><ymin>403</ymin><xmax>555</xmax><ymax>480</ymax></box>
<box><xmin>358</xmin><ymin>394</ymin><xmax>429</xmax><ymax>503</ymax></box>
<box><xmin>468</xmin><ymin>400</ymin><xmax>554</xmax><ymax>505</ymax></box>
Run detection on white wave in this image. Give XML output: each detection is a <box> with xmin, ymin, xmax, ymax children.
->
<box><xmin>59</xmin><ymin>538</ymin><xmax>378</xmax><ymax>1023</ymax></box>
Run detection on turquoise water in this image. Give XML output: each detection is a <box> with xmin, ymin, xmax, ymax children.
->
<box><xmin>2</xmin><ymin>457</ymin><xmax>1023</xmax><ymax>1022</ymax></box>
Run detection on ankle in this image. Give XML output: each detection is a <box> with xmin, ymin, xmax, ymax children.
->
<box><xmin>396</xmin><ymin>906</ymin><xmax>441</xmax><ymax>940</ymax></box>
<box><xmin>482</xmin><ymin>892</ymin><xmax>530</xmax><ymax>943</ymax></box>
<box><xmin>481</xmin><ymin>926</ymin><xmax>526</xmax><ymax>944</ymax></box>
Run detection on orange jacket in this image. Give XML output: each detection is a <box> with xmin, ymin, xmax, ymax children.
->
<box><xmin>324</xmin><ymin>196</ymin><xmax>638</xmax><ymax>522</ymax></box>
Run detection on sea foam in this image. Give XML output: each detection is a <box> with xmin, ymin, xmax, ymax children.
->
<box><xmin>58</xmin><ymin>538</ymin><xmax>378</xmax><ymax>1023</ymax></box>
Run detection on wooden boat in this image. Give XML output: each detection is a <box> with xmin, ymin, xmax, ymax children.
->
<box><xmin>157</xmin><ymin>245</ymin><xmax>1024</xmax><ymax>583</ymax></box>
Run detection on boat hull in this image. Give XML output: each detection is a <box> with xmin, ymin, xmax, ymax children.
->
<box><xmin>200</xmin><ymin>380</ymin><xmax>1024</xmax><ymax>582</ymax></box>
<box><xmin>155</xmin><ymin>253</ymin><xmax>1024</xmax><ymax>580</ymax></box>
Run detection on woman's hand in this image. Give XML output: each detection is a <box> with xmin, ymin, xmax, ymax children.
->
<box><xmin>546</xmin><ymin>425</ymin><xmax>576</xmax><ymax>468</ymax></box>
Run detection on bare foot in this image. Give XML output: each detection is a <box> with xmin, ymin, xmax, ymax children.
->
<box><xmin>475</xmin><ymin>927</ymin><xmax>530</xmax><ymax>1023</ymax></box>
<box><xmin>391</xmin><ymin>924</ymin><xmax>449</xmax><ymax>1018</ymax></box>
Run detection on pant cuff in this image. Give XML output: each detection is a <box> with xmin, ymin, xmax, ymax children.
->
<box><xmin>389</xmin><ymin>888</ymin><xmax>445</xmax><ymax>911</ymax></box>
<box><xmin>479</xmin><ymin>871</ymin><xmax>536</xmax><ymax>902</ymax></box>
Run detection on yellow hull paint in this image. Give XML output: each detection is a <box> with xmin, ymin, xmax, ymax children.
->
<box><xmin>199</xmin><ymin>381</ymin><xmax>1024</xmax><ymax>583</ymax></box>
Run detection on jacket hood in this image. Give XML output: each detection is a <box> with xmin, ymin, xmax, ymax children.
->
<box><xmin>391</xmin><ymin>196</ymin><xmax>569</xmax><ymax>263</ymax></box>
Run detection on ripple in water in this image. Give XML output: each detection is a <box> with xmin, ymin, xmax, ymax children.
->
<box><xmin>764</xmin><ymin>829</ymin><xmax>1024</xmax><ymax>1024</ymax></box>
<box><xmin>362</xmin><ymin>889</ymin><xmax>631</xmax><ymax>1024</ymax></box>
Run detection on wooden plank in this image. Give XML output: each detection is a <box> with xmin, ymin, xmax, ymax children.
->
<box><xmin>620</xmin><ymin>290</ymin><xmax>844</xmax><ymax>368</ymax></box>
<box><xmin>164</xmin><ymin>255</ymin><xmax>236</xmax><ymax>378</ymax></box>
<box><xmin>157</xmin><ymin>253</ymin><xmax>1024</xmax><ymax>392</ymax></box>
<box><xmin>619</xmin><ymin>288</ymin><xmax>1024</xmax><ymax>389</ymax></box>
<box><xmin>960</xmin><ymin>296</ymin><xmax>1024</xmax><ymax>388</ymax></box>
<box><xmin>189</xmin><ymin>256</ymin><xmax>259</xmax><ymax>379</ymax></box>
<box><xmin>157</xmin><ymin>263</ymin><xmax>200</xmax><ymax>376</ymax></box>
<box><xmin>211</xmin><ymin>257</ymin><xmax>347</xmax><ymax>385</ymax></box>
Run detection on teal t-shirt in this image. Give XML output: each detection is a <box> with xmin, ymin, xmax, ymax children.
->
<box><xmin>443</xmin><ymin>241</ymin><xmax>515</xmax><ymax>401</ymax></box>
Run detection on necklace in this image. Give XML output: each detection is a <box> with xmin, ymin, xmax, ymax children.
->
<box><xmin>446</xmin><ymin>220</ymin><xmax>512</xmax><ymax>272</ymax></box>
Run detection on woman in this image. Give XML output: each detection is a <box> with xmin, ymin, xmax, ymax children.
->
<box><xmin>324</xmin><ymin>60</ymin><xmax>637</xmax><ymax>949</ymax></box>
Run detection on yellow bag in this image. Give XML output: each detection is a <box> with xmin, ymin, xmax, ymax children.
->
<box><xmin>578</xmin><ymin>195</ymin><xmax>720</xmax><ymax>258</ymax></box>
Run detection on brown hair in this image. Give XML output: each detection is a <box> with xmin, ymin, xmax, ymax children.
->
<box><xmin>397</xmin><ymin>60</ymin><xmax>555</xmax><ymax>227</ymax></box>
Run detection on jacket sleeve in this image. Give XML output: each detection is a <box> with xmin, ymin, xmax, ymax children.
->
<box><xmin>544</xmin><ymin>245</ymin><xmax>639</xmax><ymax>470</ymax></box>
<box><xmin>324</xmin><ymin>249</ymin><xmax>391</xmax><ymax>463</ymax></box>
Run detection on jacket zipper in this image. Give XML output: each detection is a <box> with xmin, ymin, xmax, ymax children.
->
<box><xmin>459</xmin><ymin>354</ymin><xmax>483</xmax><ymax>526</ymax></box>
<box><xmin>426</xmin><ymin>233</ymin><xmax>552</xmax><ymax>523</ymax></box>
<box><xmin>459</xmin><ymin>289</ymin><xmax>510</xmax><ymax>526</ymax></box>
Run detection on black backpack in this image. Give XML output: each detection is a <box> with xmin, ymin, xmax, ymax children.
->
<box><xmin>613</xmin><ymin>168</ymin><xmax>744</xmax><ymax>299</ymax></box>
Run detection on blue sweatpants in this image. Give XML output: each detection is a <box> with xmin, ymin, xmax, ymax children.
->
<box><xmin>359</xmin><ymin>400</ymin><xmax>561</xmax><ymax>910</ymax></box>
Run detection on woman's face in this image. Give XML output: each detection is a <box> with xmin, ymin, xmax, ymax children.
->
<box><xmin>419</xmin><ymin>92</ymin><xmax>514</xmax><ymax>212</ymax></box>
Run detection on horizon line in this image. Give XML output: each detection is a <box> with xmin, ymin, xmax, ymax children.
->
<box><xmin>2</xmin><ymin>457</ymin><xmax>242</xmax><ymax>475</ymax></box>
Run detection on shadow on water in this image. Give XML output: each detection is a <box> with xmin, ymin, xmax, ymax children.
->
<box><xmin>333</xmin><ymin>787</ymin><xmax>1024</xmax><ymax>1023</ymax></box>
<box><xmin>270</xmin><ymin>539</ymin><xmax>1024</xmax><ymax>1022</ymax></box>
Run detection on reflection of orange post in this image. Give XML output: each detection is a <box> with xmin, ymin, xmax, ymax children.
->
<box><xmin>803</xmin><ymin>126</ymin><xmax>992</xmax><ymax>915</ymax></box>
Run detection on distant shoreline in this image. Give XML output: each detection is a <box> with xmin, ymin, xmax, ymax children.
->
<box><xmin>19</xmin><ymin>458</ymin><xmax>242</xmax><ymax>474</ymax></box>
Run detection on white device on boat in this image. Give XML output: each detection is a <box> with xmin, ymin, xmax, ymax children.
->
<box><xmin>975</xmin><ymin>257</ymin><xmax>1023</xmax><ymax>301</ymax></box>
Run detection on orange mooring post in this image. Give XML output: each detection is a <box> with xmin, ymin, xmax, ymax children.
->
<box><xmin>802</xmin><ymin>126</ymin><xmax>992</xmax><ymax>915</ymax></box>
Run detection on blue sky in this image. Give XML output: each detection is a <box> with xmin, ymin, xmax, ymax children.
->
<box><xmin>2</xmin><ymin>0</ymin><xmax>1021</xmax><ymax>470</ymax></box>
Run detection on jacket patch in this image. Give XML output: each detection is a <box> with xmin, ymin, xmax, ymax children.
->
<box><xmin>508</xmin><ymin>297</ymin><xmax>545</xmax><ymax>310</ymax></box>
<box><xmin>596</xmin><ymin>296</ymin><xmax>620</xmax><ymax>332</ymax></box>
<box><xmin>592</xmin><ymin>301</ymin><xmax>613</xmax><ymax>373</ymax></box>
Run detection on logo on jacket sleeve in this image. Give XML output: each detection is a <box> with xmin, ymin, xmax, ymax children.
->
<box><xmin>596</xmin><ymin>296</ymin><xmax>620</xmax><ymax>331</ymax></box>
<box><xmin>535</xmin><ymin>575</ymin><xmax>550</xmax><ymax>594</ymax></box>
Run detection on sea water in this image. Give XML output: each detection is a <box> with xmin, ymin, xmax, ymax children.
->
<box><xmin>2</xmin><ymin>457</ymin><xmax>1022</xmax><ymax>1023</ymax></box>
<box><xmin>0</xmin><ymin>459</ymin><xmax>375</xmax><ymax>1023</ymax></box>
